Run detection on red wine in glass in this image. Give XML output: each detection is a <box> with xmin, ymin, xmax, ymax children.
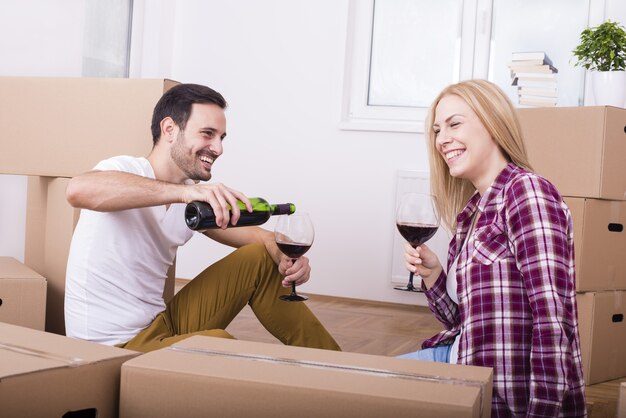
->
<box><xmin>275</xmin><ymin>213</ymin><xmax>314</xmax><ymax>302</ymax></box>
<box><xmin>276</xmin><ymin>242</ymin><xmax>312</xmax><ymax>259</ymax></box>
<box><xmin>395</xmin><ymin>193</ymin><xmax>440</xmax><ymax>292</ymax></box>
<box><xmin>396</xmin><ymin>224</ymin><xmax>438</xmax><ymax>248</ymax></box>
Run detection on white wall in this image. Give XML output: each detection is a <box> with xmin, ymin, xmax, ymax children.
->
<box><xmin>0</xmin><ymin>0</ymin><xmax>85</xmax><ymax>261</ymax></box>
<box><xmin>2</xmin><ymin>0</ymin><xmax>626</xmax><ymax>305</ymax></box>
<box><xmin>155</xmin><ymin>0</ymin><xmax>432</xmax><ymax>305</ymax></box>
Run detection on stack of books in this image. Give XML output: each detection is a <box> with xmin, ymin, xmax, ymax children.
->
<box><xmin>509</xmin><ymin>52</ymin><xmax>558</xmax><ymax>107</ymax></box>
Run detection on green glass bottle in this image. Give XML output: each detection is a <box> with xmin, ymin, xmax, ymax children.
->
<box><xmin>185</xmin><ymin>197</ymin><xmax>295</xmax><ymax>230</ymax></box>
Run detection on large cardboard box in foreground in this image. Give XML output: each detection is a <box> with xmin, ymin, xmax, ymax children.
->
<box><xmin>566</xmin><ymin>197</ymin><xmax>626</xmax><ymax>292</ymax></box>
<box><xmin>518</xmin><ymin>106</ymin><xmax>626</xmax><ymax>200</ymax></box>
<box><xmin>0</xmin><ymin>322</ymin><xmax>138</xmax><ymax>417</ymax></box>
<box><xmin>0</xmin><ymin>257</ymin><xmax>46</xmax><ymax>330</ymax></box>
<box><xmin>0</xmin><ymin>77</ymin><xmax>178</xmax><ymax>177</ymax></box>
<box><xmin>577</xmin><ymin>291</ymin><xmax>626</xmax><ymax>385</ymax></box>
<box><xmin>120</xmin><ymin>336</ymin><xmax>493</xmax><ymax>418</ymax></box>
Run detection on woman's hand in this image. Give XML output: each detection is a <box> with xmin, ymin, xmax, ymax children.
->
<box><xmin>403</xmin><ymin>242</ymin><xmax>443</xmax><ymax>290</ymax></box>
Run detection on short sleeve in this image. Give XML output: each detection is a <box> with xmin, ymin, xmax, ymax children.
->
<box><xmin>93</xmin><ymin>156</ymin><xmax>152</xmax><ymax>178</ymax></box>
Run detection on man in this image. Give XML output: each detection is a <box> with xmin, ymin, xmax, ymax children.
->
<box><xmin>64</xmin><ymin>83</ymin><xmax>340</xmax><ymax>352</ymax></box>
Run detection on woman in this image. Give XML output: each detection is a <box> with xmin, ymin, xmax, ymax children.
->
<box><xmin>401</xmin><ymin>80</ymin><xmax>586</xmax><ymax>417</ymax></box>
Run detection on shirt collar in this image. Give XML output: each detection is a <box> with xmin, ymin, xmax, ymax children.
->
<box><xmin>456</xmin><ymin>162</ymin><xmax>521</xmax><ymax>225</ymax></box>
<box><xmin>476</xmin><ymin>162</ymin><xmax>520</xmax><ymax>213</ymax></box>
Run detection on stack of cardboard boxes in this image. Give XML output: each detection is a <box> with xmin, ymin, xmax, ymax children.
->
<box><xmin>0</xmin><ymin>77</ymin><xmax>176</xmax><ymax>417</ymax></box>
<box><xmin>518</xmin><ymin>106</ymin><xmax>626</xmax><ymax>386</ymax></box>
<box><xmin>0</xmin><ymin>77</ymin><xmax>495</xmax><ymax>417</ymax></box>
<box><xmin>0</xmin><ymin>76</ymin><xmax>179</xmax><ymax>335</ymax></box>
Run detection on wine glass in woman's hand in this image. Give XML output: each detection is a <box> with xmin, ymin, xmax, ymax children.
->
<box><xmin>395</xmin><ymin>193</ymin><xmax>440</xmax><ymax>292</ymax></box>
<box><xmin>275</xmin><ymin>213</ymin><xmax>314</xmax><ymax>301</ymax></box>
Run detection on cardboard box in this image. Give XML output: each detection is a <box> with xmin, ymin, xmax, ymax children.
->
<box><xmin>618</xmin><ymin>381</ymin><xmax>626</xmax><ymax>418</ymax></box>
<box><xmin>518</xmin><ymin>106</ymin><xmax>626</xmax><ymax>200</ymax></box>
<box><xmin>120</xmin><ymin>336</ymin><xmax>493</xmax><ymax>418</ymax></box>
<box><xmin>566</xmin><ymin>197</ymin><xmax>626</xmax><ymax>292</ymax></box>
<box><xmin>24</xmin><ymin>176</ymin><xmax>79</xmax><ymax>335</ymax></box>
<box><xmin>0</xmin><ymin>77</ymin><xmax>178</xmax><ymax>178</ymax></box>
<box><xmin>0</xmin><ymin>257</ymin><xmax>46</xmax><ymax>330</ymax></box>
<box><xmin>0</xmin><ymin>322</ymin><xmax>138</xmax><ymax>418</ymax></box>
<box><xmin>577</xmin><ymin>291</ymin><xmax>626</xmax><ymax>385</ymax></box>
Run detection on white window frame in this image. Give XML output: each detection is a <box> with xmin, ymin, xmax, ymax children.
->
<box><xmin>340</xmin><ymin>0</ymin><xmax>611</xmax><ymax>133</ymax></box>
<box><xmin>340</xmin><ymin>0</ymin><xmax>493</xmax><ymax>133</ymax></box>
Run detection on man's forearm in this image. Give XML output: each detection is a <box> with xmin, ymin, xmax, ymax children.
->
<box><xmin>203</xmin><ymin>226</ymin><xmax>274</xmax><ymax>251</ymax></box>
<box><xmin>66</xmin><ymin>170</ymin><xmax>184</xmax><ymax>211</ymax></box>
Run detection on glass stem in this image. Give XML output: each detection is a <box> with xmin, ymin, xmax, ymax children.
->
<box><xmin>407</xmin><ymin>272</ymin><xmax>415</xmax><ymax>290</ymax></box>
<box><xmin>290</xmin><ymin>258</ymin><xmax>298</xmax><ymax>295</ymax></box>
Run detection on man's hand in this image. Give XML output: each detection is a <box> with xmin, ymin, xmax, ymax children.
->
<box><xmin>67</xmin><ymin>171</ymin><xmax>251</xmax><ymax>225</ymax></box>
<box><xmin>181</xmin><ymin>182</ymin><xmax>252</xmax><ymax>228</ymax></box>
<box><xmin>278</xmin><ymin>255</ymin><xmax>311</xmax><ymax>288</ymax></box>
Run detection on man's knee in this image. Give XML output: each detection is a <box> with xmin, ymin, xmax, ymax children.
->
<box><xmin>234</xmin><ymin>243</ymin><xmax>274</xmax><ymax>266</ymax></box>
<box><xmin>233</xmin><ymin>244</ymin><xmax>281</xmax><ymax>283</ymax></box>
<box><xmin>236</xmin><ymin>243</ymin><xmax>268</xmax><ymax>258</ymax></box>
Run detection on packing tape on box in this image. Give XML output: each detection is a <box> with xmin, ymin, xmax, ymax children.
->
<box><xmin>168</xmin><ymin>345</ymin><xmax>487</xmax><ymax>416</ymax></box>
<box><xmin>0</xmin><ymin>342</ymin><xmax>88</xmax><ymax>367</ymax></box>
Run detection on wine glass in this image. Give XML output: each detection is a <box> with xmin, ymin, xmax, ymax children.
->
<box><xmin>274</xmin><ymin>213</ymin><xmax>314</xmax><ymax>301</ymax></box>
<box><xmin>395</xmin><ymin>193</ymin><xmax>440</xmax><ymax>292</ymax></box>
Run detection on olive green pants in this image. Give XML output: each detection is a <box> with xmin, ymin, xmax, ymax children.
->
<box><xmin>121</xmin><ymin>244</ymin><xmax>341</xmax><ymax>352</ymax></box>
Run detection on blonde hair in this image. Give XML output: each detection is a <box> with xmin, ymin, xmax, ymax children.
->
<box><xmin>425</xmin><ymin>79</ymin><xmax>533</xmax><ymax>231</ymax></box>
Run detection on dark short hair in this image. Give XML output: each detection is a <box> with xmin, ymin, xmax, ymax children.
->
<box><xmin>150</xmin><ymin>83</ymin><xmax>227</xmax><ymax>144</ymax></box>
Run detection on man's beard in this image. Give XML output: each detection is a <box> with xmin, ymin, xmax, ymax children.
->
<box><xmin>170</xmin><ymin>131</ymin><xmax>212</xmax><ymax>182</ymax></box>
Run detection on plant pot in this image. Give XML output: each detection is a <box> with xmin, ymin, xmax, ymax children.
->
<box><xmin>591</xmin><ymin>71</ymin><xmax>626</xmax><ymax>107</ymax></box>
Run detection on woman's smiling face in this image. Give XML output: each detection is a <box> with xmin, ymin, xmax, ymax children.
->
<box><xmin>432</xmin><ymin>94</ymin><xmax>508</xmax><ymax>194</ymax></box>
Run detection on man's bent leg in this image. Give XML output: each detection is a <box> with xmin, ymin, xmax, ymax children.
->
<box><xmin>166</xmin><ymin>244</ymin><xmax>340</xmax><ymax>351</ymax></box>
<box><xmin>244</xmin><ymin>246</ymin><xmax>340</xmax><ymax>351</ymax></box>
<box><xmin>121</xmin><ymin>312</ymin><xmax>235</xmax><ymax>352</ymax></box>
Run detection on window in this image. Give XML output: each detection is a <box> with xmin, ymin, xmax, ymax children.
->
<box><xmin>82</xmin><ymin>0</ymin><xmax>133</xmax><ymax>77</ymax></box>
<box><xmin>488</xmin><ymin>0</ymin><xmax>590</xmax><ymax>107</ymax></box>
<box><xmin>341</xmin><ymin>0</ymin><xmax>492</xmax><ymax>133</ymax></box>
<box><xmin>341</xmin><ymin>0</ymin><xmax>606</xmax><ymax>133</ymax></box>
<box><xmin>368</xmin><ymin>0</ymin><xmax>465</xmax><ymax>109</ymax></box>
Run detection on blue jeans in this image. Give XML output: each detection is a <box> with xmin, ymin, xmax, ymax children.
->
<box><xmin>397</xmin><ymin>344</ymin><xmax>451</xmax><ymax>363</ymax></box>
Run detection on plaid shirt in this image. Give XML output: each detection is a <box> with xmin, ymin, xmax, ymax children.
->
<box><xmin>423</xmin><ymin>164</ymin><xmax>586</xmax><ymax>417</ymax></box>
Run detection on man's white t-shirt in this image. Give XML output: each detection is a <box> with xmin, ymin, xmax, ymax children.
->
<box><xmin>65</xmin><ymin>156</ymin><xmax>194</xmax><ymax>345</ymax></box>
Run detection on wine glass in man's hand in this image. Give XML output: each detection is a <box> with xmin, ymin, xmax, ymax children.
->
<box><xmin>274</xmin><ymin>213</ymin><xmax>314</xmax><ymax>301</ymax></box>
<box><xmin>395</xmin><ymin>193</ymin><xmax>440</xmax><ymax>292</ymax></box>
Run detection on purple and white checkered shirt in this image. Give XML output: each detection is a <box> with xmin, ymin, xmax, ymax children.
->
<box><xmin>423</xmin><ymin>163</ymin><xmax>586</xmax><ymax>417</ymax></box>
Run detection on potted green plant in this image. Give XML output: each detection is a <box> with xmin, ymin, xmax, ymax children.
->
<box><xmin>573</xmin><ymin>20</ymin><xmax>626</xmax><ymax>107</ymax></box>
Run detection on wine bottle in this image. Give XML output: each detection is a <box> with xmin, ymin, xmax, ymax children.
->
<box><xmin>185</xmin><ymin>197</ymin><xmax>295</xmax><ymax>230</ymax></box>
